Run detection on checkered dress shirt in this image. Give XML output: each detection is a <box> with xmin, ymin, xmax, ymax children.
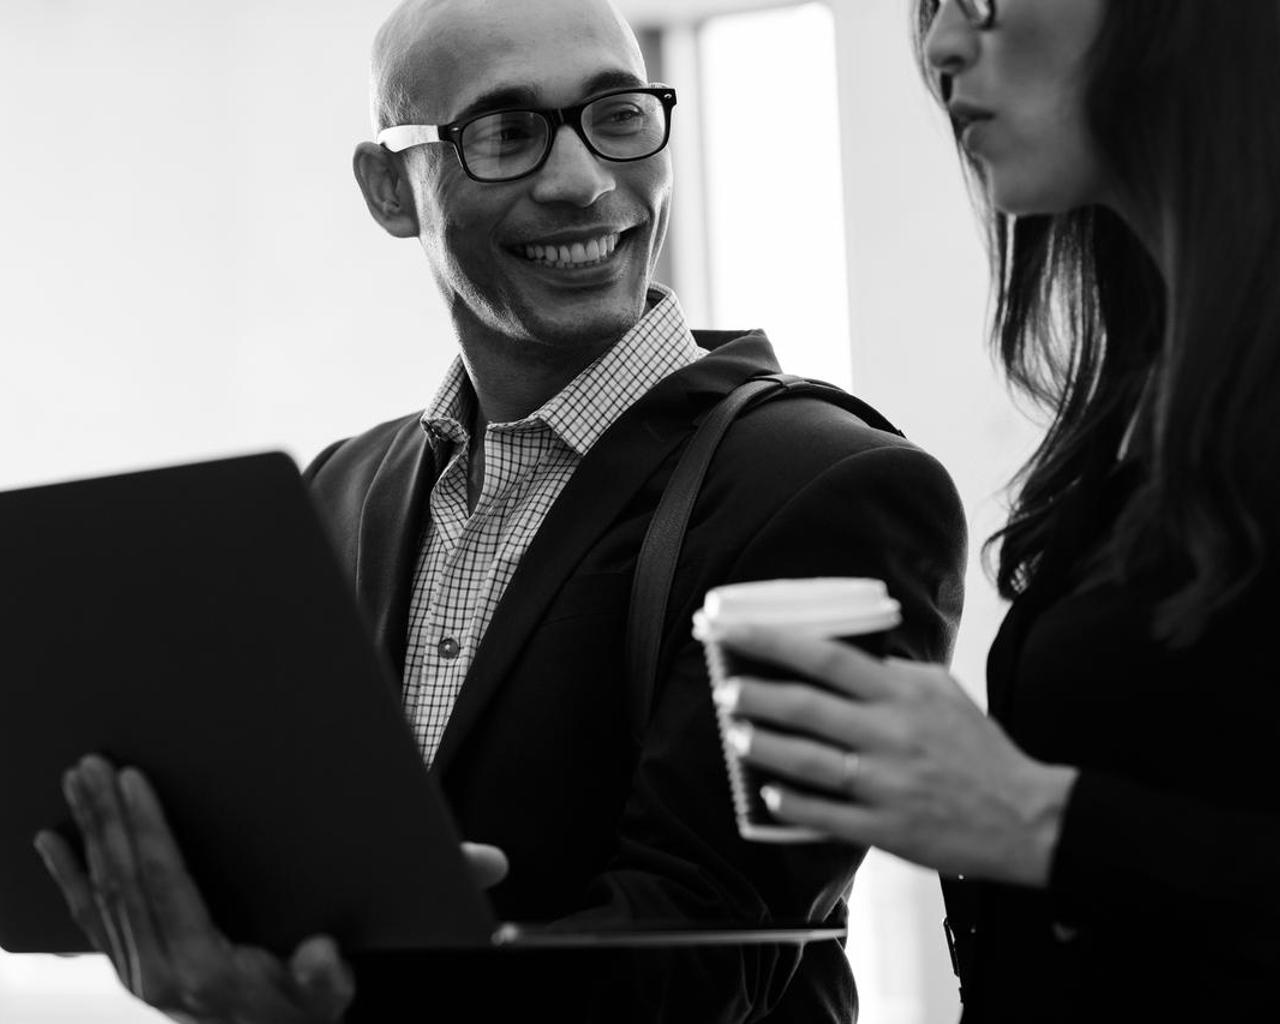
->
<box><xmin>402</xmin><ymin>285</ymin><xmax>705</xmax><ymax>765</ymax></box>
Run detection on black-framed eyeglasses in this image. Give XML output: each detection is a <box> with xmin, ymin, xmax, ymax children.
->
<box><xmin>376</xmin><ymin>85</ymin><xmax>678</xmax><ymax>184</ymax></box>
<box><xmin>954</xmin><ymin>0</ymin><xmax>995</xmax><ymax>30</ymax></box>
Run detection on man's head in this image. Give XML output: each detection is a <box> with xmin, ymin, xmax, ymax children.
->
<box><xmin>354</xmin><ymin>0</ymin><xmax>673</xmax><ymax>356</ymax></box>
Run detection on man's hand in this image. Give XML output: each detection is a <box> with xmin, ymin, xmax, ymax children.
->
<box><xmin>34</xmin><ymin>755</ymin><xmax>355</xmax><ymax>1024</ymax></box>
<box><xmin>460</xmin><ymin>841</ymin><xmax>509</xmax><ymax>890</ymax></box>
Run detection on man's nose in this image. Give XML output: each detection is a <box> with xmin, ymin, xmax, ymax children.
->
<box><xmin>923</xmin><ymin>0</ymin><xmax>980</xmax><ymax>79</ymax></box>
<box><xmin>529</xmin><ymin>124</ymin><xmax>616</xmax><ymax>207</ymax></box>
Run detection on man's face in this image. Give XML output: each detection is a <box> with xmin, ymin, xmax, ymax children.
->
<box><xmin>401</xmin><ymin>0</ymin><xmax>672</xmax><ymax>353</ymax></box>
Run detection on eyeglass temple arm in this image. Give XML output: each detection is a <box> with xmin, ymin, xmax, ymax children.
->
<box><xmin>376</xmin><ymin>124</ymin><xmax>444</xmax><ymax>153</ymax></box>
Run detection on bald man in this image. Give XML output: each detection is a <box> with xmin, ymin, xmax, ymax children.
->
<box><xmin>42</xmin><ymin>1</ymin><xmax>965</xmax><ymax>1021</ymax></box>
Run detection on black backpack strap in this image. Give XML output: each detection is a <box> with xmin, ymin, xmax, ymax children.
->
<box><xmin>624</xmin><ymin>376</ymin><xmax>782</xmax><ymax>746</ymax></box>
<box><xmin>623</xmin><ymin>373</ymin><xmax>903</xmax><ymax>747</ymax></box>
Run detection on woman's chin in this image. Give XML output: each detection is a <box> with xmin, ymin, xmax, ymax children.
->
<box><xmin>987</xmin><ymin>175</ymin><xmax>1104</xmax><ymax>219</ymax></box>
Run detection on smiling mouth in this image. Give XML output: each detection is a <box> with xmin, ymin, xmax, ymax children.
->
<box><xmin>511</xmin><ymin>230</ymin><xmax>627</xmax><ymax>270</ymax></box>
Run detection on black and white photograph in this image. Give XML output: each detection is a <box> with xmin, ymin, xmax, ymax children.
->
<box><xmin>2</xmin><ymin>1</ymin><xmax>1277</xmax><ymax>1021</ymax></box>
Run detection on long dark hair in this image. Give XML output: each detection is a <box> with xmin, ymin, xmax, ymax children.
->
<box><xmin>913</xmin><ymin>0</ymin><xmax>1280</xmax><ymax>644</ymax></box>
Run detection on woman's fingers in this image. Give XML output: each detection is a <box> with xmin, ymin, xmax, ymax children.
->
<box><xmin>716</xmin><ymin>625</ymin><xmax>897</xmax><ymax>701</ymax></box>
<box><xmin>729</xmin><ymin>721</ymin><xmax>878</xmax><ymax>800</ymax></box>
<box><xmin>757</xmin><ymin>783</ymin><xmax>880</xmax><ymax>847</ymax></box>
<box><xmin>714</xmin><ymin>676</ymin><xmax>884</xmax><ymax>752</ymax></box>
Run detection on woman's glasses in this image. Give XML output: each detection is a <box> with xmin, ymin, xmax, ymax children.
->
<box><xmin>954</xmin><ymin>0</ymin><xmax>995</xmax><ymax>30</ymax></box>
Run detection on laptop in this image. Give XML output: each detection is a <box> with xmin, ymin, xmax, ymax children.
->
<box><xmin>0</xmin><ymin>453</ymin><xmax>845</xmax><ymax>954</ymax></box>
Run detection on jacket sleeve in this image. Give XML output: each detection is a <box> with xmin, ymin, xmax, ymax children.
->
<box><xmin>1036</xmin><ymin>564</ymin><xmax>1280</xmax><ymax>971</ymax></box>
<box><xmin>302</xmin><ymin>438</ymin><xmax>347</xmax><ymax>482</ymax></box>
<box><xmin>558</xmin><ymin>442</ymin><xmax>968</xmax><ymax>1023</ymax></box>
<box><xmin>1051</xmin><ymin>772</ymin><xmax>1280</xmax><ymax>948</ymax></box>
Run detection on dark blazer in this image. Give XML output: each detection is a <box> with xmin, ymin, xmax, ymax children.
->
<box><xmin>306</xmin><ymin>329</ymin><xmax>967</xmax><ymax>1023</ymax></box>
<box><xmin>943</xmin><ymin>462</ymin><xmax>1280</xmax><ymax>1022</ymax></box>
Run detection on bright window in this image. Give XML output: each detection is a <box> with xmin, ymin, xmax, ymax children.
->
<box><xmin>700</xmin><ymin>4</ymin><xmax>853</xmax><ymax>387</ymax></box>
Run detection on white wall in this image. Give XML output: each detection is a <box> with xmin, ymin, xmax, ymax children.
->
<box><xmin>0</xmin><ymin>0</ymin><xmax>455</xmax><ymax>493</ymax></box>
<box><xmin>622</xmin><ymin>0</ymin><xmax>809</xmax><ymax>27</ymax></box>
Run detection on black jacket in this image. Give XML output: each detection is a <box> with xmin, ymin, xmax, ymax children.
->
<box><xmin>306</xmin><ymin>329</ymin><xmax>967</xmax><ymax>1023</ymax></box>
<box><xmin>945</xmin><ymin>462</ymin><xmax>1280</xmax><ymax>1022</ymax></box>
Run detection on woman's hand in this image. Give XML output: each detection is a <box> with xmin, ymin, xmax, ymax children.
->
<box><xmin>35</xmin><ymin>756</ymin><xmax>355</xmax><ymax>1024</ymax></box>
<box><xmin>715</xmin><ymin>626</ymin><xmax>1078</xmax><ymax>887</ymax></box>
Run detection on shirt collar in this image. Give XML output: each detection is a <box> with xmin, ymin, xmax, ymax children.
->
<box><xmin>528</xmin><ymin>283</ymin><xmax>702</xmax><ymax>455</ymax></box>
<box><xmin>420</xmin><ymin>283</ymin><xmax>703</xmax><ymax>457</ymax></box>
<box><xmin>420</xmin><ymin>360</ymin><xmax>474</xmax><ymax>452</ymax></box>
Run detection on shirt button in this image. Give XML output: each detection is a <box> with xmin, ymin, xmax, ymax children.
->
<box><xmin>438</xmin><ymin>637</ymin><xmax>461</xmax><ymax>660</ymax></box>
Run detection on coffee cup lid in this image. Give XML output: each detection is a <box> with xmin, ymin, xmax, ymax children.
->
<box><xmin>695</xmin><ymin>577</ymin><xmax>901</xmax><ymax>638</ymax></box>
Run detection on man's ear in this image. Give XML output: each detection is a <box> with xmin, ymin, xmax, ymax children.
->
<box><xmin>353</xmin><ymin>142</ymin><xmax>421</xmax><ymax>239</ymax></box>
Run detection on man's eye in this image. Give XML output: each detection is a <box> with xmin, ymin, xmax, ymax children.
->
<box><xmin>469</xmin><ymin>120</ymin><xmax>539</xmax><ymax>151</ymax></box>
<box><xmin>590</xmin><ymin>102</ymin><xmax>648</xmax><ymax>133</ymax></box>
<box><xmin>486</xmin><ymin>124</ymin><xmax>533</xmax><ymax>142</ymax></box>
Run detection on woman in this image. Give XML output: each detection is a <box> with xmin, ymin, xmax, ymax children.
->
<box><xmin>715</xmin><ymin>0</ymin><xmax>1280</xmax><ymax>1020</ymax></box>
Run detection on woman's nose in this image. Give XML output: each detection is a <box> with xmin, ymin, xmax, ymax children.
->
<box><xmin>923</xmin><ymin>0</ymin><xmax>981</xmax><ymax>80</ymax></box>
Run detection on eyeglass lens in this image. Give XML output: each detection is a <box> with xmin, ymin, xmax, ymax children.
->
<box><xmin>956</xmin><ymin>0</ymin><xmax>993</xmax><ymax>27</ymax></box>
<box><xmin>459</xmin><ymin>91</ymin><xmax>668</xmax><ymax>181</ymax></box>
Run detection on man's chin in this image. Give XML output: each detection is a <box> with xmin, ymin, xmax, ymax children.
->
<box><xmin>523</xmin><ymin>313</ymin><xmax>641</xmax><ymax>354</ymax></box>
<box><xmin>495</xmin><ymin>242</ymin><xmax>654</xmax><ymax>350</ymax></box>
<box><xmin>510</xmin><ymin>296</ymin><xmax>650</xmax><ymax>355</ymax></box>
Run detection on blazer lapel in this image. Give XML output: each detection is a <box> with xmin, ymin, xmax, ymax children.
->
<box><xmin>431</xmin><ymin>330</ymin><xmax>780</xmax><ymax>776</ymax></box>
<box><xmin>355</xmin><ymin>418</ymin><xmax>440</xmax><ymax>683</ymax></box>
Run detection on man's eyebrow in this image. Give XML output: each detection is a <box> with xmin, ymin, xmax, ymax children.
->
<box><xmin>452</xmin><ymin>86</ymin><xmax>540</xmax><ymax>122</ymax></box>
<box><xmin>450</xmin><ymin>70</ymin><xmax>649</xmax><ymax>122</ymax></box>
<box><xmin>581</xmin><ymin>69</ymin><xmax>649</xmax><ymax>95</ymax></box>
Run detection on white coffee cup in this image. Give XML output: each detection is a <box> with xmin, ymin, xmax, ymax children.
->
<box><xmin>693</xmin><ymin>578</ymin><xmax>901</xmax><ymax>843</ymax></box>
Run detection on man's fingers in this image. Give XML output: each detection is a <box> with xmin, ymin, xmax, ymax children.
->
<box><xmin>75</xmin><ymin>757</ymin><xmax>167</xmax><ymax>988</ymax></box>
<box><xmin>717</xmin><ymin>625</ymin><xmax>896</xmax><ymax>701</ymax></box>
<box><xmin>461</xmin><ymin>842</ymin><xmax>509</xmax><ymax>889</ymax></box>
<box><xmin>289</xmin><ymin>935</ymin><xmax>356</xmax><ymax>1021</ymax></box>
<box><xmin>33</xmin><ymin>830</ymin><xmax>113</xmax><ymax>956</ymax></box>
<box><xmin>63</xmin><ymin>765</ymin><xmax>133</xmax><ymax>979</ymax></box>
<box><xmin>117</xmin><ymin>768</ymin><xmax>223</xmax><ymax>964</ymax></box>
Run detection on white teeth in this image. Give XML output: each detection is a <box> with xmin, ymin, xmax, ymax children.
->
<box><xmin>519</xmin><ymin>232</ymin><xmax>624</xmax><ymax>268</ymax></box>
